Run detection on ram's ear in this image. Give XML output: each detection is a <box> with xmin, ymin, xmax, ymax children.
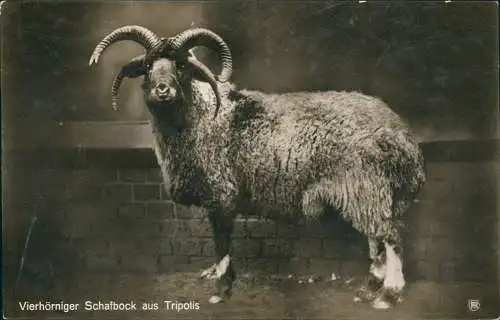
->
<box><xmin>177</xmin><ymin>49</ymin><xmax>209</xmax><ymax>82</ymax></box>
<box><xmin>121</xmin><ymin>54</ymin><xmax>147</xmax><ymax>78</ymax></box>
<box><xmin>186</xmin><ymin>49</ymin><xmax>197</xmax><ymax>59</ymax></box>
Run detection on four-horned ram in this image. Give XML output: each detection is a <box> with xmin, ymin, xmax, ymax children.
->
<box><xmin>89</xmin><ymin>25</ymin><xmax>426</xmax><ymax>310</ymax></box>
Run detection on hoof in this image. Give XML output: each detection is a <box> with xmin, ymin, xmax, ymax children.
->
<box><xmin>354</xmin><ymin>276</ymin><xmax>381</xmax><ymax>302</ymax></box>
<box><xmin>371</xmin><ymin>287</ymin><xmax>402</xmax><ymax>309</ymax></box>
<box><xmin>371</xmin><ymin>298</ymin><xmax>393</xmax><ymax>310</ymax></box>
<box><xmin>354</xmin><ymin>287</ymin><xmax>378</xmax><ymax>302</ymax></box>
<box><xmin>208</xmin><ymin>295</ymin><xmax>224</xmax><ymax>304</ymax></box>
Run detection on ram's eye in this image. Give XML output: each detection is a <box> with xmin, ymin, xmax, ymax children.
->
<box><xmin>176</xmin><ymin>61</ymin><xmax>187</xmax><ymax>70</ymax></box>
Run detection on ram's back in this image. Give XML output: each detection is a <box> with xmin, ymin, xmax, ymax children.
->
<box><xmin>199</xmin><ymin>88</ymin><xmax>425</xmax><ymax>218</ymax></box>
<box><xmin>189</xmin><ymin>90</ymin><xmax>423</xmax><ymax>216</ymax></box>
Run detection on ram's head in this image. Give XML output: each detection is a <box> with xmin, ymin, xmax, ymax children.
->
<box><xmin>89</xmin><ymin>26</ymin><xmax>232</xmax><ymax>116</ymax></box>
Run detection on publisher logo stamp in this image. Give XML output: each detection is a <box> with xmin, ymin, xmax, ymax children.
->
<box><xmin>467</xmin><ymin>299</ymin><xmax>480</xmax><ymax>312</ymax></box>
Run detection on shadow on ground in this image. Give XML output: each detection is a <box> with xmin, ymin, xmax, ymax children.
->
<box><xmin>7</xmin><ymin>271</ymin><xmax>498</xmax><ymax>319</ymax></box>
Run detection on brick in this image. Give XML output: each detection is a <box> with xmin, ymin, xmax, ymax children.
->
<box><xmin>63</xmin><ymin>184</ymin><xmax>103</xmax><ymax>202</ymax></box>
<box><xmin>186</xmin><ymin>219</ymin><xmax>212</xmax><ymax>237</ymax></box>
<box><xmin>69</xmin><ymin>169</ymin><xmax>93</xmax><ymax>184</ymax></box>
<box><xmin>175</xmin><ymin>204</ymin><xmax>206</xmax><ymax>219</ymax></box>
<box><xmin>159</xmin><ymin>220</ymin><xmax>192</xmax><ymax>237</ymax></box>
<box><xmin>108</xmin><ymin>238</ymin><xmax>140</xmax><ymax>256</ymax></box>
<box><xmin>322</xmin><ymin>240</ymin><xmax>349</xmax><ymax>259</ymax></box>
<box><xmin>425</xmin><ymin>237</ymin><xmax>455</xmax><ymax>262</ymax></box>
<box><xmin>309</xmin><ymin>259</ymin><xmax>340</xmax><ymax>277</ymax></box>
<box><xmin>454</xmin><ymin>257</ymin><xmax>497</xmax><ymax>282</ymax></box>
<box><xmin>339</xmin><ymin>260</ymin><xmax>370</xmax><ymax>278</ymax></box>
<box><xmin>276</xmin><ymin>223</ymin><xmax>299</xmax><ymax>238</ymax></box>
<box><xmin>200</xmin><ymin>238</ymin><xmax>215</xmax><ymax>256</ymax></box>
<box><xmin>232</xmin><ymin>257</ymin><xmax>247</xmax><ymax>270</ymax></box>
<box><xmin>80</xmin><ymin>239</ymin><xmax>110</xmax><ymax>256</ymax></box>
<box><xmin>117</xmin><ymin>203</ymin><xmax>145</xmax><ymax>218</ymax></box>
<box><xmin>344</xmin><ymin>242</ymin><xmax>368</xmax><ymax>259</ymax></box>
<box><xmin>136</xmin><ymin>238</ymin><xmax>172</xmax><ymax>255</ymax></box>
<box><xmin>261</xmin><ymin>238</ymin><xmax>294</xmax><ymax>257</ymax></box>
<box><xmin>418</xmin><ymin>180</ymin><xmax>451</xmax><ymax>203</ymax></box>
<box><xmin>246</xmin><ymin>218</ymin><xmax>277</xmax><ymax>238</ymax></box>
<box><xmin>158</xmin><ymin>255</ymin><xmax>190</xmax><ymax>272</ymax></box>
<box><xmin>118</xmin><ymin>254</ymin><xmax>157</xmax><ymax>273</ymax></box>
<box><xmin>104</xmin><ymin>185</ymin><xmax>132</xmax><ymax>201</ymax></box>
<box><xmin>245</xmin><ymin>257</ymin><xmax>279</xmax><ymax>274</ymax></box>
<box><xmin>147</xmin><ymin>168</ymin><xmax>163</xmax><ymax>182</ymax></box>
<box><xmin>134</xmin><ymin>184</ymin><xmax>161</xmax><ymax>201</ymax></box>
<box><xmin>189</xmin><ymin>256</ymin><xmax>215</xmax><ymax>270</ymax></box>
<box><xmin>66</xmin><ymin>203</ymin><xmax>118</xmax><ymax>238</ymax></box>
<box><xmin>233</xmin><ymin>238</ymin><xmax>261</xmax><ymax>257</ymax></box>
<box><xmin>455</xmin><ymin>240</ymin><xmax>498</xmax><ymax>263</ymax></box>
<box><xmin>112</xmin><ymin>220</ymin><xmax>162</xmax><ymax>237</ymax></box>
<box><xmin>298</xmin><ymin>221</ymin><xmax>333</xmax><ymax>239</ymax></box>
<box><xmin>119</xmin><ymin>169</ymin><xmax>146</xmax><ymax>182</ymax></box>
<box><xmin>170</xmin><ymin>237</ymin><xmax>204</xmax><ymax>255</ymax></box>
<box><xmin>71</xmin><ymin>168</ymin><xmax>117</xmax><ymax>184</ymax></box>
<box><xmin>411</xmin><ymin>259</ymin><xmax>440</xmax><ymax>281</ymax></box>
<box><xmin>233</xmin><ymin>219</ymin><xmax>248</xmax><ymax>238</ymax></box>
<box><xmin>193</xmin><ymin>206</ymin><xmax>209</xmax><ymax>219</ymax></box>
<box><xmin>406</xmin><ymin>237</ymin><xmax>433</xmax><ymax>261</ymax></box>
<box><xmin>147</xmin><ymin>202</ymin><xmax>176</xmax><ymax>220</ymax></box>
<box><xmin>87</xmin><ymin>168</ymin><xmax>118</xmax><ymax>183</ymax></box>
<box><xmin>83</xmin><ymin>219</ymin><xmax>115</xmax><ymax>238</ymax></box>
<box><xmin>278</xmin><ymin>257</ymin><xmax>309</xmax><ymax>275</ymax></box>
<box><xmin>295</xmin><ymin>238</ymin><xmax>322</xmax><ymax>258</ymax></box>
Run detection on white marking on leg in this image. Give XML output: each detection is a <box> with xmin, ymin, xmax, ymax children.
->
<box><xmin>208</xmin><ymin>255</ymin><xmax>231</xmax><ymax>304</ymax></box>
<box><xmin>382</xmin><ymin>242</ymin><xmax>405</xmax><ymax>291</ymax></box>
<box><xmin>200</xmin><ymin>263</ymin><xmax>217</xmax><ymax>279</ymax></box>
<box><xmin>368</xmin><ymin>238</ymin><xmax>385</xmax><ymax>280</ymax></box>
<box><xmin>371</xmin><ymin>242</ymin><xmax>404</xmax><ymax>310</ymax></box>
<box><xmin>370</xmin><ymin>260</ymin><xmax>386</xmax><ymax>280</ymax></box>
<box><xmin>215</xmin><ymin>254</ymin><xmax>231</xmax><ymax>279</ymax></box>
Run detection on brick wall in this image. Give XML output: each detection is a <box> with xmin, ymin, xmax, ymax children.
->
<box><xmin>3</xmin><ymin>141</ymin><xmax>499</xmax><ymax>291</ymax></box>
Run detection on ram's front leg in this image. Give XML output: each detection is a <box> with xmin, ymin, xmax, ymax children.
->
<box><xmin>205</xmin><ymin>209</ymin><xmax>235</xmax><ymax>304</ymax></box>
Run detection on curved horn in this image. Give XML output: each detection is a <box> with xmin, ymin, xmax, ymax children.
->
<box><xmin>89</xmin><ymin>25</ymin><xmax>162</xmax><ymax>66</ymax></box>
<box><xmin>167</xmin><ymin>28</ymin><xmax>232</xmax><ymax>82</ymax></box>
<box><xmin>111</xmin><ymin>55</ymin><xmax>147</xmax><ymax>111</ymax></box>
<box><xmin>186</xmin><ymin>56</ymin><xmax>222</xmax><ymax>119</ymax></box>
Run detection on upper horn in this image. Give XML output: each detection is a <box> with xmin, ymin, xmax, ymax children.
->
<box><xmin>166</xmin><ymin>28</ymin><xmax>232</xmax><ymax>82</ymax></box>
<box><xmin>89</xmin><ymin>25</ymin><xmax>162</xmax><ymax>66</ymax></box>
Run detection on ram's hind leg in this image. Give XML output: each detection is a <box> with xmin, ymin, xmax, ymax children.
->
<box><xmin>371</xmin><ymin>228</ymin><xmax>405</xmax><ymax>310</ymax></box>
<box><xmin>206</xmin><ymin>210</ymin><xmax>236</xmax><ymax>304</ymax></box>
<box><xmin>354</xmin><ymin>237</ymin><xmax>386</xmax><ymax>302</ymax></box>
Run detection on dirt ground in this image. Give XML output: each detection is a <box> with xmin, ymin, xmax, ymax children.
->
<box><xmin>7</xmin><ymin>270</ymin><xmax>499</xmax><ymax>319</ymax></box>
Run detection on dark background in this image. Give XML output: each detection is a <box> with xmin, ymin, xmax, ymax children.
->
<box><xmin>2</xmin><ymin>1</ymin><xmax>499</xmax><ymax>318</ymax></box>
<box><xmin>3</xmin><ymin>1</ymin><xmax>498</xmax><ymax>139</ymax></box>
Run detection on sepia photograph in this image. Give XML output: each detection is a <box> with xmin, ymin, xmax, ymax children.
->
<box><xmin>2</xmin><ymin>1</ymin><xmax>499</xmax><ymax>319</ymax></box>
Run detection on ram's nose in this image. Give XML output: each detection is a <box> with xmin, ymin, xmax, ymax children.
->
<box><xmin>156</xmin><ymin>83</ymin><xmax>170</xmax><ymax>96</ymax></box>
